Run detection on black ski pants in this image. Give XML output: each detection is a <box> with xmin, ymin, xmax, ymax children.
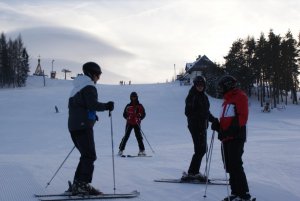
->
<box><xmin>222</xmin><ymin>139</ymin><xmax>249</xmax><ymax>197</ymax></box>
<box><xmin>70</xmin><ymin>128</ymin><xmax>96</xmax><ymax>183</ymax></box>
<box><xmin>119</xmin><ymin>123</ymin><xmax>145</xmax><ymax>151</ymax></box>
<box><xmin>187</xmin><ymin>125</ymin><xmax>207</xmax><ymax>175</ymax></box>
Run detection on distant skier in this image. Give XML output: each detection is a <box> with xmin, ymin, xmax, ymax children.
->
<box><xmin>118</xmin><ymin>92</ymin><xmax>146</xmax><ymax>156</ymax></box>
<box><xmin>182</xmin><ymin>76</ymin><xmax>218</xmax><ymax>181</ymax></box>
<box><xmin>211</xmin><ymin>75</ymin><xmax>253</xmax><ymax>201</ymax></box>
<box><xmin>68</xmin><ymin>62</ymin><xmax>114</xmax><ymax>195</ymax></box>
<box><xmin>262</xmin><ymin>102</ymin><xmax>270</xmax><ymax>112</ymax></box>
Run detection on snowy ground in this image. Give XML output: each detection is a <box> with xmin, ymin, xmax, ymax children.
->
<box><xmin>0</xmin><ymin>76</ymin><xmax>300</xmax><ymax>201</ymax></box>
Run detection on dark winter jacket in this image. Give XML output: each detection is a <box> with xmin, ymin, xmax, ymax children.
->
<box><xmin>185</xmin><ymin>86</ymin><xmax>215</xmax><ymax>130</ymax></box>
<box><xmin>219</xmin><ymin>88</ymin><xmax>248</xmax><ymax>142</ymax></box>
<box><xmin>68</xmin><ymin>75</ymin><xmax>107</xmax><ymax>131</ymax></box>
<box><xmin>123</xmin><ymin>100</ymin><xmax>146</xmax><ymax>125</ymax></box>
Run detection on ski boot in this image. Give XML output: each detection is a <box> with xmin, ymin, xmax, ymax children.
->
<box><xmin>72</xmin><ymin>180</ymin><xmax>102</xmax><ymax>196</ymax></box>
<box><xmin>118</xmin><ymin>150</ymin><xmax>123</xmax><ymax>156</ymax></box>
<box><xmin>181</xmin><ymin>171</ymin><xmax>207</xmax><ymax>182</ymax></box>
<box><xmin>64</xmin><ymin>181</ymin><xmax>73</xmax><ymax>195</ymax></box>
<box><xmin>222</xmin><ymin>193</ymin><xmax>253</xmax><ymax>201</ymax></box>
<box><xmin>138</xmin><ymin>150</ymin><xmax>146</xmax><ymax>156</ymax></box>
<box><xmin>222</xmin><ymin>195</ymin><xmax>238</xmax><ymax>201</ymax></box>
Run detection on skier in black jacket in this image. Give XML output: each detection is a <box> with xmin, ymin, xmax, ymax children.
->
<box><xmin>182</xmin><ymin>75</ymin><xmax>217</xmax><ymax>181</ymax></box>
<box><xmin>68</xmin><ymin>62</ymin><xmax>114</xmax><ymax>195</ymax></box>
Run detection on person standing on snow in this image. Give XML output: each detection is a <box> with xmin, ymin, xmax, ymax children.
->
<box><xmin>68</xmin><ymin>62</ymin><xmax>114</xmax><ymax>195</ymax></box>
<box><xmin>118</xmin><ymin>92</ymin><xmax>146</xmax><ymax>156</ymax></box>
<box><xmin>182</xmin><ymin>75</ymin><xmax>218</xmax><ymax>181</ymax></box>
<box><xmin>211</xmin><ymin>75</ymin><xmax>253</xmax><ymax>201</ymax></box>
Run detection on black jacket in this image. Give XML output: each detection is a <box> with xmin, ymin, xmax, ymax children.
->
<box><xmin>68</xmin><ymin>75</ymin><xmax>107</xmax><ymax>131</ymax></box>
<box><xmin>185</xmin><ymin>86</ymin><xmax>215</xmax><ymax>130</ymax></box>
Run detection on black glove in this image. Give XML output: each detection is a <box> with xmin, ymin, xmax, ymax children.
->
<box><xmin>106</xmin><ymin>101</ymin><xmax>114</xmax><ymax>111</ymax></box>
<box><xmin>211</xmin><ymin>118</ymin><xmax>220</xmax><ymax>132</ymax></box>
<box><xmin>237</xmin><ymin>125</ymin><xmax>246</xmax><ymax>141</ymax></box>
<box><xmin>218</xmin><ymin>130</ymin><xmax>226</xmax><ymax>141</ymax></box>
<box><xmin>218</xmin><ymin>125</ymin><xmax>246</xmax><ymax>141</ymax></box>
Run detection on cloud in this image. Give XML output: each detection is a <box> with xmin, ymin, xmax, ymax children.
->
<box><xmin>2</xmin><ymin>0</ymin><xmax>300</xmax><ymax>83</ymax></box>
<box><xmin>7</xmin><ymin>26</ymin><xmax>134</xmax><ymax>59</ymax></box>
<box><xmin>6</xmin><ymin>26</ymin><xmax>134</xmax><ymax>84</ymax></box>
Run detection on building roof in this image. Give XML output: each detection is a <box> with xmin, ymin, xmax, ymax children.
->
<box><xmin>186</xmin><ymin>55</ymin><xmax>213</xmax><ymax>73</ymax></box>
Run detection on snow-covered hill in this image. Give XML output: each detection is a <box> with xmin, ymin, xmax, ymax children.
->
<box><xmin>0</xmin><ymin>76</ymin><xmax>300</xmax><ymax>201</ymax></box>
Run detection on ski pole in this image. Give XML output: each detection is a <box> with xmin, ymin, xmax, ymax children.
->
<box><xmin>137</xmin><ymin>123</ymin><xmax>155</xmax><ymax>154</ymax></box>
<box><xmin>204</xmin><ymin>121</ymin><xmax>209</xmax><ymax>175</ymax></box>
<box><xmin>204</xmin><ymin>131</ymin><xmax>214</xmax><ymax>178</ymax></box>
<box><xmin>221</xmin><ymin>142</ymin><xmax>230</xmax><ymax>199</ymax></box>
<box><xmin>203</xmin><ymin>131</ymin><xmax>215</xmax><ymax>198</ymax></box>
<box><xmin>204</xmin><ymin>131</ymin><xmax>209</xmax><ymax>178</ymax></box>
<box><xmin>109</xmin><ymin>111</ymin><xmax>116</xmax><ymax>193</ymax></box>
<box><xmin>45</xmin><ymin>146</ymin><xmax>75</xmax><ymax>188</ymax></box>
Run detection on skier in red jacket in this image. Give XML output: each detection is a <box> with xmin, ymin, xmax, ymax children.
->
<box><xmin>211</xmin><ymin>75</ymin><xmax>253</xmax><ymax>201</ymax></box>
<box><xmin>118</xmin><ymin>92</ymin><xmax>146</xmax><ymax>156</ymax></box>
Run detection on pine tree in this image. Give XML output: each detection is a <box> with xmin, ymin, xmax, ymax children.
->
<box><xmin>280</xmin><ymin>30</ymin><xmax>299</xmax><ymax>104</ymax></box>
<box><xmin>0</xmin><ymin>33</ymin><xmax>29</xmax><ymax>88</ymax></box>
<box><xmin>0</xmin><ymin>33</ymin><xmax>9</xmax><ymax>87</ymax></box>
<box><xmin>266</xmin><ymin>30</ymin><xmax>281</xmax><ymax>107</ymax></box>
<box><xmin>254</xmin><ymin>33</ymin><xmax>269</xmax><ymax>106</ymax></box>
<box><xmin>224</xmin><ymin>38</ymin><xmax>252</xmax><ymax>93</ymax></box>
<box><xmin>201</xmin><ymin>62</ymin><xmax>224</xmax><ymax>98</ymax></box>
<box><xmin>14</xmin><ymin>35</ymin><xmax>29</xmax><ymax>87</ymax></box>
<box><xmin>244</xmin><ymin>36</ymin><xmax>256</xmax><ymax>96</ymax></box>
<box><xmin>20</xmin><ymin>48</ymin><xmax>30</xmax><ymax>87</ymax></box>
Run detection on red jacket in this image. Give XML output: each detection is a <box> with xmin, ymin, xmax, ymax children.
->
<box><xmin>123</xmin><ymin>102</ymin><xmax>146</xmax><ymax>125</ymax></box>
<box><xmin>219</xmin><ymin>88</ymin><xmax>248</xmax><ymax>141</ymax></box>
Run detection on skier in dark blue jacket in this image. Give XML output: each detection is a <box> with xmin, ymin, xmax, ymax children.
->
<box><xmin>68</xmin><ymin>62</ymin><xmax>114</xmax><ymax>195</ymax></box>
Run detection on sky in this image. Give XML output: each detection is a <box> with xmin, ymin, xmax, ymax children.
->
<box><xmin>1</xmin><ymin>0</ymin><xmax>300</xmax><ymax>84</ymax></box>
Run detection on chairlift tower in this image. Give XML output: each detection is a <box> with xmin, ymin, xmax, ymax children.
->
<box><xmin>50</xmin><ymin>59</ymin><xmax>56</xmax><ymax>79</ymax></box>
<box><xmin>33</xmin><ymin>56</ymin><xmax>44</xmax><ymax>76</ymax></box>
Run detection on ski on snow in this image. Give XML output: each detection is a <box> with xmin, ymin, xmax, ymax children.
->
<box><xmin>221</xmin><ymin>198</ymin><xmax>256</xmax><ymax>201</ymax></box>
<box><xmin>35</xmin><ymin>190</ymin><xmax>140</xmax><ymax>201</ymax></box>
<box><xmin>120</xmin><ymin>155</ymin><xmax>152</xmax><ymax>158</ymax></box>
<box><xmin>154</xmin><ymin>178</ymin><xmax>227</xmax><ymax>185</ymax></box>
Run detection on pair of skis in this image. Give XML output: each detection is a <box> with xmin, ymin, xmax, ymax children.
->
<box><xmin>154</xmin><ymin>178</ymin><xmax>256</xmax><ymax>201</ymax></box>
<box><xmin>35</xmin><ymin>178</ymin><xmax>226</xmax><ymax>200</ymax></box>
<box><xmin>120</xmin><ymin>154</ymin><xmax>152</xmax><ymax>158</ymax></box>
<box><xmin>35</xmin><ymin>190</ymin><xmax>140</xmax><ymax>201</ymax></box>
<box><xmin>154</xmin><ymin>178</ymin><xmax>227</xmax><ymax>185</ymax></box>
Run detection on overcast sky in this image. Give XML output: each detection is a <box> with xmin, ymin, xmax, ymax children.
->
<box><xmin>1</xmin><ymin>0</ymin><xmax>300</xmax><ymax>84</ymax></box>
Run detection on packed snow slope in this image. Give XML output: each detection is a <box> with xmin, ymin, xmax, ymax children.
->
<box><xmin>0</xmin><ymin>76</ymin><xmax>299</xmax><ymax>201</ymax></box>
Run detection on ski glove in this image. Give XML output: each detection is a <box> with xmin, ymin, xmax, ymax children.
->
<box><xmin>218</xmin><ymin>125</ymin><xmax>246</xmax><ymax>141</ymax></box>
<box><xmin>106</xmin><ymin>101</ymin><xmax>114</xmax><ymax>111</ymax></box>
<box><xmin>211</xmin><ymin>118</ymin><xmax>220</xmax><ymax>132</ymax></box>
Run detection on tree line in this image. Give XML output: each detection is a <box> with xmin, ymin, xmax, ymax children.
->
<box><xmin>0</xmin><ymin>32</ymin><xmax>30</xmax><ymax>88</ymax></box>
<box><xmin>203</xmin><ymin>29</ymin><xmax>300</xmax><ymax>107</ymax></box>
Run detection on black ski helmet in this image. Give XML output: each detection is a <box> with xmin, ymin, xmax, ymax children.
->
<box><xmin>130</xmin><ymin>91</ymin><xmax>138</xmax><ymax>97</ymax></box>
<box><xmin>193</xmin><ymin>75</ymin><xmax>206</xmax><ymax>87</ymax></box>
<box><xmin>130</xmin><ymin>91</ymin><xmax>138</xmax><ymax>101</ymax></box>
<box><xmin>217</xmin><ymin>75</ymin><xmax>237</xmax><ymax>94</ymax></box>
<box><xmin>82</xmin><ymin>62</ymin><xmax>102</xmax><ymax>78</ymax></box>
